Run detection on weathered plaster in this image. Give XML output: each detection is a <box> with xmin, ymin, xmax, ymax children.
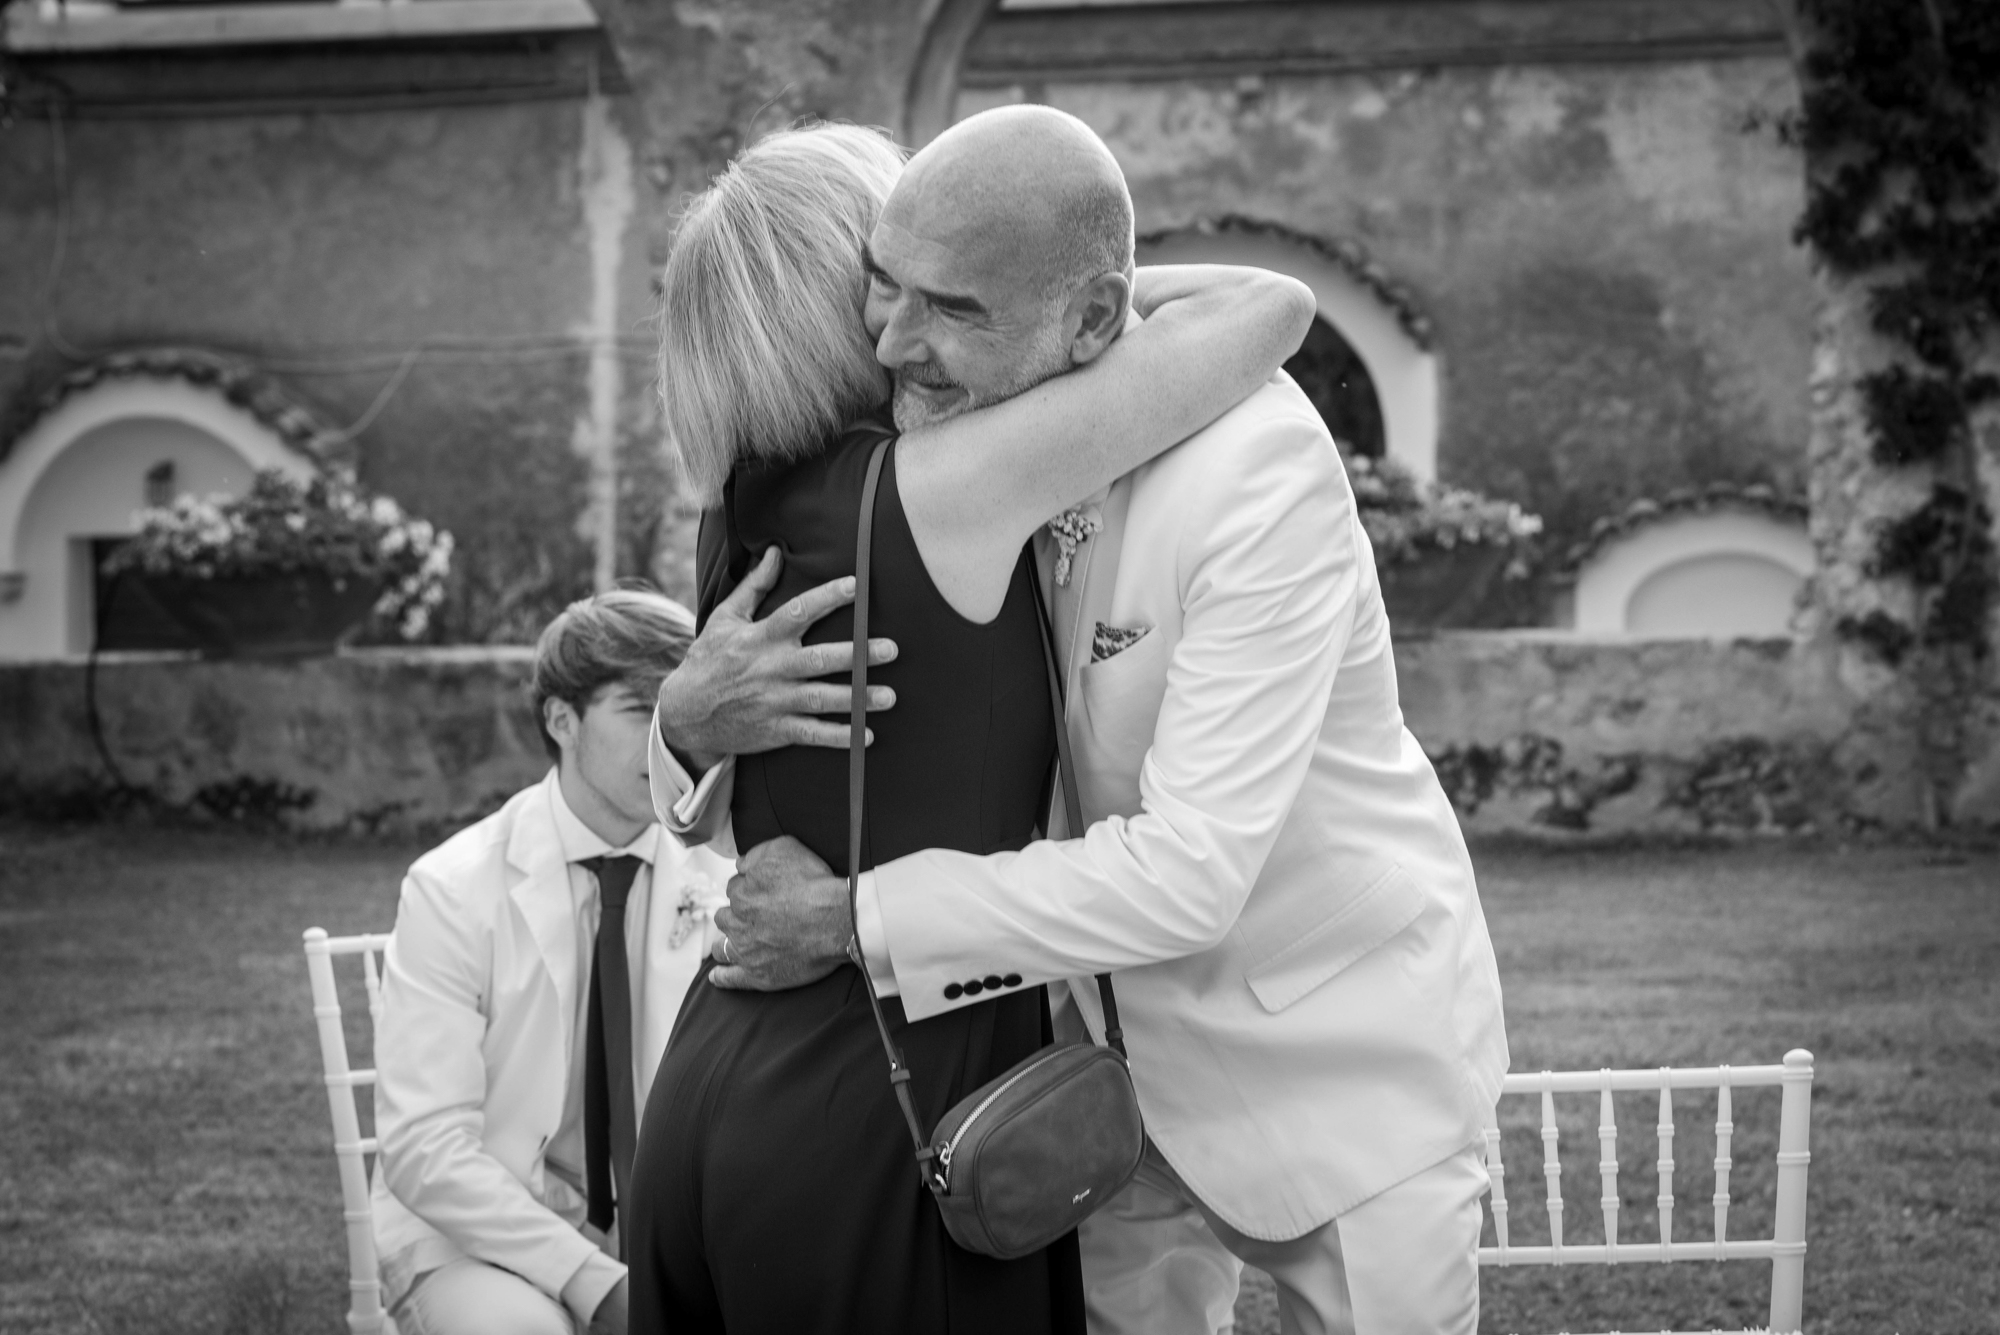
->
<box><xmin>572</xmin><ymin>86</ymin><xmax>639</xmax><ymax>595</ymax></box>
<box><xmin>0</xmin><ymin>649</ymin><xmax>546</xmax><ymax>831</ymax></box>
<box><xmin>2</xmin><ymin>633</ymin><xmax>1984</xmax><ymax>834</ymax></box>
<box><xmin>989</xmin><ymin>56</ymin><xmax>1813</xmax><ymax>614</ymax></box>
<box><xmin>1395</xmin><ymin>631</ymin><xmax>1940</xmax><ymax>833</ymax></box>
<box><xmin>0</xmin><ymin>89</ymin><xmax>654</xmax><ymax>641</ymax></box>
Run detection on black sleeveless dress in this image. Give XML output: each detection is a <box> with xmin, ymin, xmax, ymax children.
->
<box><xmin>625</xmin><ymin>417</ymin><xmax>1083</xmax><ymax>1334</ymax></box>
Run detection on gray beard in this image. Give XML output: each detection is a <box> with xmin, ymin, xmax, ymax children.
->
<box><xmin>891</xmin><ymin>326</ymin><xmax>1074</xmax><ymax>432</ymax></box>
<box><xmin>891</xmin><ymin>378</ymin><xmax>961</xmax><ymax>432</ymax></box>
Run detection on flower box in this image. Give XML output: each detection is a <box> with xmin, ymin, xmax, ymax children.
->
<box><xmin>1350</xmin><ymin>456</ymin><xmax>1541</xmax><ymax>632</ymax></box>
<box><xmin>142</xmin><ymin>571</ymin><xmax>385</xmax><ymax>659</ymax></box>
<box><xmin>105</xmin><ymin>470</ymin><xmax>452</xmax><ymax>657</ymax></box>
<box><xmin>1376</xmin><ymin>543</ymin><xmax>1514</xmax><ymax>633</ymax></box>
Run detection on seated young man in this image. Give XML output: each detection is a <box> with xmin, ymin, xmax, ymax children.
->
<box><xmin>372</xmin><ymin>588</ymin><xmax>732</xmax><ymax>1335</ymax></box>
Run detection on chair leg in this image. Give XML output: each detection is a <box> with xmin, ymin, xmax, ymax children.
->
<box><xmin>1768</xmin><ymin>1049</ymin><xmax>1814</xmax><ymax>1334</ymax></box>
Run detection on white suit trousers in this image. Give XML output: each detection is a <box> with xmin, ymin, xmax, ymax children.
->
<box><xmin>392</xmin><ymin>1258</ymin><xmax>580</xmax><ymax>1335</ymax></box>
<box><xmin>1080</xmin><ymin>1140</ymin><xmax>1488</xmax><ymax>1335</ymax></box>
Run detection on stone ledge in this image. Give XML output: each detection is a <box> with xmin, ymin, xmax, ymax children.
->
<box><xmin>0</xmin><ymin>635</ymin><xmax>1964</xmax><ymax>835</ymax></box>
<box><xmin>0</xmin><ymin>647</ymin><xmax>547</xmax><ymax>833</ymax></box>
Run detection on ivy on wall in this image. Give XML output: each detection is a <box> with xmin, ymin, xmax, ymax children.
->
<box><xmin>1789</xmin><ymin>0</ymin><xmax>2000</xmax><ymax>664</ymax></box>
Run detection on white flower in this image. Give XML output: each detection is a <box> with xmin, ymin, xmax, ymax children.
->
<box><xmin>1045</xmin><ymin>507</ymin><xmax>1101</xmax><ymax>587</ymax></box>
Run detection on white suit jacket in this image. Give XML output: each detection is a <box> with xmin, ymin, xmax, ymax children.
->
<box><xmin>370</xmin><ymin>772</ymin><xmax>731</xmax><ymax>1299</ymax></box>
<box><xmin>868</xmin><ymin>379</ymin><xmax>1509</xmax><ymax>1241</ymax></box>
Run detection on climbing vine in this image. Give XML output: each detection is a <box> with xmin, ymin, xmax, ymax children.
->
<box><xmin>1786</xmin><ymin>0</ymin><xmax>2000</xmax><ymax>663</ymax></box>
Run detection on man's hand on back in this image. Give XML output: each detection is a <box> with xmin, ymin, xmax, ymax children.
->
<box><xmin>708</xmin><ymin>836</ymin><xmax>852</xmax><ymax>992</ymax></box>
<box><xmin>657</xmin><ymin>546</ymin><xmax>898</xmax><ymax>770</ymax></box>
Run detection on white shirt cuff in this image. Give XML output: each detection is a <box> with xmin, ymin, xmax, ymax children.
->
<box><xmin>853</xmin><ymin>870</ymin><xmax>899</xmax><ymax>998</ymax></box>
<box><xmin>647</xmin><ymin>708</ymin><xmax>734</xmax><ymax>845</ymax></box>
<box><xmin>559</xmin><ymin>1248</ymin><xmax>626</xmax><ymax>1327</ymax></box>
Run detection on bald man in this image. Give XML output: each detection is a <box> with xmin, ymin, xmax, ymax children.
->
<box><xmin>658</xmin><ymin>107</ymin><xmax>1509</xmax><ymax>1335</ymax></box>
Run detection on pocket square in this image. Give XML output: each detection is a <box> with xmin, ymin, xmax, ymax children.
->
<box><xmin>1091</xmin><ymin>622</ymin><xmax>1150</xmax><ymax>663</ymax></box>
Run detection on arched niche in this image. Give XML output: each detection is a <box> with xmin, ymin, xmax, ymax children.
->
<box><xmin>1571</xmin><ymin>508</ymin><xmax>1813</xmax><ymax>638</ymax></box>
<box><xmin>905</xmin><ymin>0</ymin><xmax>999</xmax><ymax>147</ymax></box>
<box><xmin>0</xmin><ymin>369</ymin><xmax>327</xmax><ymax>659</ymax></box>
<box><xmin>1136</xmin><ymin>223</ymin><xmax>1442</xmax><ymax>481</ymax></box>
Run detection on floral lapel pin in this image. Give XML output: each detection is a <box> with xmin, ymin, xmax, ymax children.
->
<box><xmin>667</xmin><ymin>881</ymin><xmax>710</xmax><ymax>950</ymax></box>
<box><xmin>1046</xmin><ymin>507</ymin><xmax>1102</xmax><ymax>588</ymax></box>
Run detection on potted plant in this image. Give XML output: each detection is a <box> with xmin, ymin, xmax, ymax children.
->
<box><xmin>1349</xmin><ymin>456</ymin><xmax>1542</xmax><ymax>631</ymax></box>
<box><xmin>105</xmin><ymin>469</ymin><xmax>454</xmax><ymax>658</ymax></box>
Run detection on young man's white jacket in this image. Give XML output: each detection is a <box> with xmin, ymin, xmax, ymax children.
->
<box><xmin>370</xmin><ymin>771</ymin><xmax>731</xmax><ymax>1308</ymax></box>
<box><xmin>654</xmin><ymin>378</ymin><xmax>1509</xmax><ymax>1243</ymax></box>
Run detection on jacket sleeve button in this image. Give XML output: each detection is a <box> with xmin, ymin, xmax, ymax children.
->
<box><xmin>963</xmin><ymin>979</ymin><xmax>984</xmax><ymax>996</ymax></box>
<box><xmin>982</xmin><ymin>975</ymin><xmax>1003</xmax><ymax>991</ymax></box>
<box><xmin>1002</xmin><ymin>974</ymin><xmax>1022</xmax><ymax>988</ymax></box>
<box><xmin>943</xmin><ymin>982</ymin><xmax>964</xmax><ymax>1000</ymax></box>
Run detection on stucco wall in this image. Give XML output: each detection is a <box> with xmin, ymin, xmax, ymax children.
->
<box><xmin>4</xmin><ymin>634</ymin><xmax>1980</xmax><ymax>834</ymax></box>
<box><xmin>2</xmin><ymin>1</ymin><xmax>1816</xmax><ymax>640</ymax></box>
<box><xmin>0</xmin><ymin>72</ymin><xmax>680</xmax><ymax>640</ymax></box>
<box><xmin>966</xmin><ymin>54</ymin><xmax>1812</xmax><ymax>620</ymax></box>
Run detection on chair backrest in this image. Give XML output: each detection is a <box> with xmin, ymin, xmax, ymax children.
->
<box><xmin>1478</xmin><ymin>1049</ymin><xmax>1814</xmax><ymax>1335</ymax></box>
<box><xmin>303</xmin><ymin>927</ymin><xmax>395</xmax><ymax>1335</ymax></box>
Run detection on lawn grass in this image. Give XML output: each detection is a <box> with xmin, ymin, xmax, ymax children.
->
<box><xmin>0</xmin><ymin>821</ymin><xmax>1994</xmax><ymax>1334</ymax></box>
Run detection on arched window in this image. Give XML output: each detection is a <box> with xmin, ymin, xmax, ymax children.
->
<box><xmin>1285</xmin><ymin>316</ymin><xmax>1386</xmax><ymax>460</ymax></box>
<box><xmin>1566</xmin><ymin>497</ymin><xmax>1814</xmax><ymax>638</ymax></box>
<box><xmin>0</xmin><ymin>354</ymin><xmax>337</xmax><ymax>659</ymax></box>
<box><xmin>1135</xmin><ymin>221</ymin><xmax>1439</xmax><ymax>479</ymax></box>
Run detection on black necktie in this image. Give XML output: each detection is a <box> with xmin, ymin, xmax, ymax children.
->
<box><xmin>581</xmin><ymin>854</ymin><xmax>643</xmax><ymax>1239</ymax></box>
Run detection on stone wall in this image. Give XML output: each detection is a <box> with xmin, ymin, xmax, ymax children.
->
<box><xmin>957</xmin><ymin>24</ymin><xmax>1814</xmax><ymax>620</ymax></box>
<box><xmin>1397</xmin><ymin>632</ymin><xmax>1920</xmax><ymax>834</ymax></box>
<box><xmin>5</xmin><ymin>634</ymin><xmax>1980</xmax><ymax>835</ymax></box>
<box><xmin>0</xmin><ymin>32</ymin><xmax>683</xmax><ymax>640</ymax></box>
<box><xmin>0</xmin><ymin>649</ymin><xmax>547</xmax><ymax>833</ymax></box>
<box><xmin>1</xmin><ymin>0</ymin><xmax>1817</xmax><ymax>641</ymax></box>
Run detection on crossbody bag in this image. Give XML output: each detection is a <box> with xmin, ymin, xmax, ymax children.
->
<box><xmin>844</xmin><ymin>436</ymin><xmax>1147</xmax><ymax>1260</ymax></box>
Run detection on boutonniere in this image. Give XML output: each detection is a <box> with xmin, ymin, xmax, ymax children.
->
<box><xmin>667</xmin><ymin>881</ymin><xmax>710</xmax><ymax>950</ymax></box>
<box><xmin>1046</xmin><ymin>507</ymin><xmax>1101</xmax><ymax>588</ymax></box>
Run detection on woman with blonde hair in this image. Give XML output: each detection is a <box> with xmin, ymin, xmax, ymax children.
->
<box><xmin>627</xmin><ymin>116</ymin><xmax>1314</xmax><ymax>1334</ymax></box>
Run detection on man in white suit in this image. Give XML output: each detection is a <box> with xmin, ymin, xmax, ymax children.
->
<box><xmin>373</xmin><ymin>588</ymin><xmax>732</xmax><ymax>1335</ymax></box>
<box><xmin>652</xmin><ymin>108</ymin><xmax>1508</xmax><ymax>1334</ymax></box>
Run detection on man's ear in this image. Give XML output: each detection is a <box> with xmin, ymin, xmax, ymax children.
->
<box><xmin>544</xmin><ymin>697</ymin><xmax>579</xmax><ymax>756</ymax></box>
<box><xmin>1066</xmin><ymin>270</ymin><xmax>1133</xmax><ymax>367</ymax></box>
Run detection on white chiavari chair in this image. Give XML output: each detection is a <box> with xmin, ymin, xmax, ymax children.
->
<box><xmin>303</xmin><ymin>927</ymin><xmax>398</xmax><ymax>1335</ymax></box>
<box><xmin>1480</xmin><ymin>1050</ymin><xmax>1815</xmax><ymax>1335</ymax></box>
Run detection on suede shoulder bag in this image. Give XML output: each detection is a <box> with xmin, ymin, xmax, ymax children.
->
<box><xmin>845</xmin><ymin>436</ymin><xmax>1146</xmax><ymax>1260</ymax></box>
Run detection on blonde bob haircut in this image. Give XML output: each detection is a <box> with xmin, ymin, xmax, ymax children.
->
<box><xmin>659</xmin><ymin>122</ymin><xmax>906</xmax><ymax>504</ymax></box>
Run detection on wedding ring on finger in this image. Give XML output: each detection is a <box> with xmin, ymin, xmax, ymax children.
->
<box><xmin>713</xmin><ymin>934</ymin><xmax>734</xmax><ymax>966</ymax></box>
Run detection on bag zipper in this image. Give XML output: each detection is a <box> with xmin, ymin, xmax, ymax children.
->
<box><xmin>936</xmin><ymin>1046</ymin><xmax>1067</xmax><ymax>1178</ymax></box>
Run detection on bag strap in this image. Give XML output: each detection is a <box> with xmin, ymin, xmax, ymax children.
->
<box><xmin>845</xmin><ymin>438</ymin><xmax>939</xmax><ymax>1189</ymax></box>
<box><xmin>1028</xmin><ymin>575</ymin><xmax>1127</xmax><ymax>1058</ymax></box>
<box><xmin>845</xmin><ymin>438</ymin><xmax>1127</xmax><ymax>1190</ymax></box>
